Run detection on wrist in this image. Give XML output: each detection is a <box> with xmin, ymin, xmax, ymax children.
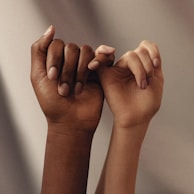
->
<box><xmin>113</xmin><ymin>114</ymin><xmax>151</xmax><ymax>129</ymax></box>
<box><xmin>47</xmin><ymin>120</ymin><xmax>96</xmax><ymax>137</ymax></box>
<box><xmin>112</xmin><ymin>121</ymin><xmax>150</xmax><ymax>146</ymax></box>
<box><xmin>46</xmin><ymin>128</ymin><xmax>94</xmax><ymax>150</ymax></box>
<box><xmin>113</xmin><ymin>117</ymin><xmax>150</xmax><ymax>131</ymax></box>
<box><xmin>42</xmin><ymin>122</ymin><xmax>94</xmax><ymax>194</ymax></box>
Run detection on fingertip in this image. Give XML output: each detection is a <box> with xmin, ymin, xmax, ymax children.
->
<box><xmin>58</xmin><ymin>83</ymin><xmax>69</xmax><ymax>97</ymax></box>
<box><xmin>43</xmin><ymin>25</ymin><xmax>55</xmax><ymax>37</ymax></box>
<box><xmin>88</xmin><ymin>61</ymin><xmax>100</xmax><ymax>70</ymax></box>
<box><xmin>48</xmin><ymin>66</ymin><xmax>58</xmax><ymax>80</ymax></box>
<box><xmin>41</xmin><ymin>25</ymin><xmax>55</xmax><ymax>47</ymax></box>
<box><xmin>141</xmin><ymin>79</ymin><xmax>147</xmax><ymax>89</ymax></box>
<box><xmin>153</xmin><ymin>58</ymin><xmax>161</xmax><ymax>68</ymax></box>
<box><xmin>74</xmin><ymin>82</ymin><xmax>83</xmax><ymax>95</ymax></box>
<box><xmin>32</xmin><ymin>25</ymin><xmax>55</xmax><ymax>54</ymax></box>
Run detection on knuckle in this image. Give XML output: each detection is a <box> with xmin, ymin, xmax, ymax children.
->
<box><xmin>80</xmin><ymin>44</ymin><xmax>92</xmax><ymax>51</ymax></box>
<box><xmin>80</xmin><ymin>45</ymin><xmax>94</xmax><ymax>57</ymax></box>
<box><xmin>96</xmin><ymin>44</ymin><xmax>111</xmax><ymax>54</ymax></box>
<box><xmin>52</xmin><ymin>38</ymin><xmax>64</xmax><ymax>45</ymax></box>
<box><xmin>126</xmin><ymin>51</ymin><xmax>137</xmax><ymax>59</ymax></box>
<box><xmin>31</xmin><ymin>41</ymin><xmax>39</xmax><ymax>52</ymax></box>
<box><xmin>140</xmin><ymin>40</ymin><xmax>150</xmax><ymax>47</ymax></box>
<box><xmin>98</xmin><ymin>45</ymin><xmax>106</xmax><ymax>50</ymax></box>
<box><xmin>65</xmin><ymin>43</ymin><xmax>79</xmax><ymax>52</ymax></box>
<box><xmin>49</xmin><ymin>39</ymin><xmax>64</xmax><ymax>50</ymax></box>
<box><xmin>136</xmin><ymin>47</ymin><xmax>148</xmax><ymax>56</ymax></box>
<box><xmin>152</xmin><ymin>42</ymin><xmax>158</xmax><ymax>49</ymax></box>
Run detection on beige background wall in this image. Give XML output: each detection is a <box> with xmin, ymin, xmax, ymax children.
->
<box><xmin>0</xmin><ymin>0</ymin><xmax>194</xmax><ymax>193</ymax></box>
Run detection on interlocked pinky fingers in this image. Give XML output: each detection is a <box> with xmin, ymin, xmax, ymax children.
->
<box><xmin>88</xmin><ymin>45</ymin><xmax>115</xmax><ymax>71</ymax></box>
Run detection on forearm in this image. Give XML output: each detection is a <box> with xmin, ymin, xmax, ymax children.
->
<box><xmin>41</xmin><ymin>124</ymin><xmax>94</xmax><ymax>194</ymax></box>
<box><xmin>95</xmin><ymin>122</ymin><xmax>149</xmax><ymax>194</ymax></box>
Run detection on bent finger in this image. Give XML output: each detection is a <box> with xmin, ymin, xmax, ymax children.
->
<box><xmin>88</xmin><ymin>53</ymin><xmax>115</xmax><ymax>70</ymax></box>
<box><xmin>115</xmin><ymin>51</ymin><xmax>147</xmax><ymax>89</ymax></box>
<box><xmin>46</xmin><ymin>39</ymin><xmax>65</xmax><ymax>80</ymax></box>
<box><xmin>87</xmin><ymin>45</ymin><xmax>115</xmax><ymax>70</ymax></box>
<box><xmin>58</xmin><ymin>43</ymin><xmax>80</xmax><ymax>96</ymax></box>
<box><xmin>75</xmin><ymin>45</ymin><xmax>94</xmax><ymax>94</ymax></box>
<box><xmin>135</xmin><ymin>46</ymin><xmax>154</xmax><ymax>78</ymax></box>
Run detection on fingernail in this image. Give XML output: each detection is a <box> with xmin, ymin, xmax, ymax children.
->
<box><xmin>153</xmin><ymin>58</ymin><xmax>160</xmax><ymax>67</ymax></box>
<box><xmin>141</xmin><ymin>79</ymin><xmax>147</xmax><ymax>89</ymax></box>
<box><xmin>48</xmin><ymin>66</ymin><xmax>58</xmax><ymax>80</ymax></box>
<box><xmin>58</xmin><ymin>83</ymin><xmax>69</xmax><ymax>96</ymax></box>
<box><xmin>99</xmin><ymin>46</ymin><xmax>115</xmax><ymax>54</ymax></box>
<box><xmin>74</xmin><ymin>82</ymin><xmax>83</xmax><ymax>95</ymax></box>
<box><xmin>88</xmin><ymin>61</ymin><xmax>100</xmax><ymax>70</ymax></box>
<box><xmin>43</xmin><ymin>25</ymin><xmax>52</xmax><ymax>36</ymax></box>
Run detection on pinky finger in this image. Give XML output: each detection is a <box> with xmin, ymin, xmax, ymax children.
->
<box><xmin>88</xmin><ymin>53</ymin><xmax>115</xmax><ymax>70</ymax></box>
<box><xmin>95</xmin><ymin>45</ymin><xmax>115</xmax><ymax>56</ymax></box>
<box><xmin>88</xmin><ymin>45</ymin><xmax>115</xmax><ymax>70</ymax></box>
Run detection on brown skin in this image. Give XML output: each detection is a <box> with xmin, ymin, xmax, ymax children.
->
<box><xmin>31</xmin><ymin>26</ymin><xmax>114</xmax><ymax>194</ymax></box>
<box><xmin>31</xmin><ymin>25</ymin><xmax>163</xmax><ymax>194</ymax></box>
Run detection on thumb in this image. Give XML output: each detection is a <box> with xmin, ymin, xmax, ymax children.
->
<box><xmin>31</xmin><ymin>25</ymin><xmax>55</xmax><ymax>83</ymax></box>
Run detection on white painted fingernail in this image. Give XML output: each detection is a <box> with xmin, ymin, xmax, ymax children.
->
<box><xmin>43</xmin><ymin>25</ymin><xmax>52</xmax><ymax>36</ymax></box>
<box><xmin>74</xmin><ymin>82</ymin><xmax>83</xmax><ymax>95</ymax></box>
<box><xmin>58</xmin><ymin>83</ymin><xmax>69</xmax><ymax>96</ymax></box>
<box><xmin>48</xmin><ymin>66</ymin><xmax>58</xmax><ymax>80</ymax></box>
<box><xmin>153</xmin><ymin>58</ymin><xmax>160</xmax><ymax>67</ymax></box>
<box><xmin>88</xmin><ymin>61</ymin><xmax>100</xmax><ymax>70</ymax></box>
<box><xmin>141</xmin><ymin>79</ymin><xmax>147</xmax><ymax>89</ymax></box>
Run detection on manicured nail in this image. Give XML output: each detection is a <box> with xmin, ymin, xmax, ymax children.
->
<box><xmin>58</xmin><ymin>83</ymin><xmax>69</xmax><ymax>96</ymax></box>
<box><xmin>153</xmin><ymin>58</ymin><xmax>160</xmax><ymax>67</ymax></box>
<box><xmin>43</xmin><ymin>25</ymin><xmax>52</xmax><ymax>36</ymax></box>
<box><xmin>141</xmin><ymin>79</ymin><xmax>147</xmax><ymax>89</ymax></box>
<box><xmin>48</xmin><ymin>66</ymin><xmax>58</xmax><ymax>80</ymax></box>
<box><xmin>99</xmin><ymin>45</ymin><xmax>115</xmax><ymax>54</ymax></box>
<box><xmin>88</xmin><ymin>61</ymin><xmax>100</xmax><ymax>70</ymax></box>
<box><xmin>74</xmin><ymin>82</ymin><xmax>83</xmax><ymax>95</ymax></box>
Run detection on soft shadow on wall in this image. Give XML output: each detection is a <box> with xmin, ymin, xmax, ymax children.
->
<box><xmin>0</xmin><ymin>70</ymin><xmax>36</xmax><ymax>194</ymax></box>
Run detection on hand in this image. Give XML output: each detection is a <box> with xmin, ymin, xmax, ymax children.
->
<box><xmin>94</xmin><ymin>40</ymin><xmax>164</xmax><ymax>128</ymax></box>
<box><xmin>31</xmin><ymin>26</ymin><xmax>115</xmax><ymax>134</ymax></box>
